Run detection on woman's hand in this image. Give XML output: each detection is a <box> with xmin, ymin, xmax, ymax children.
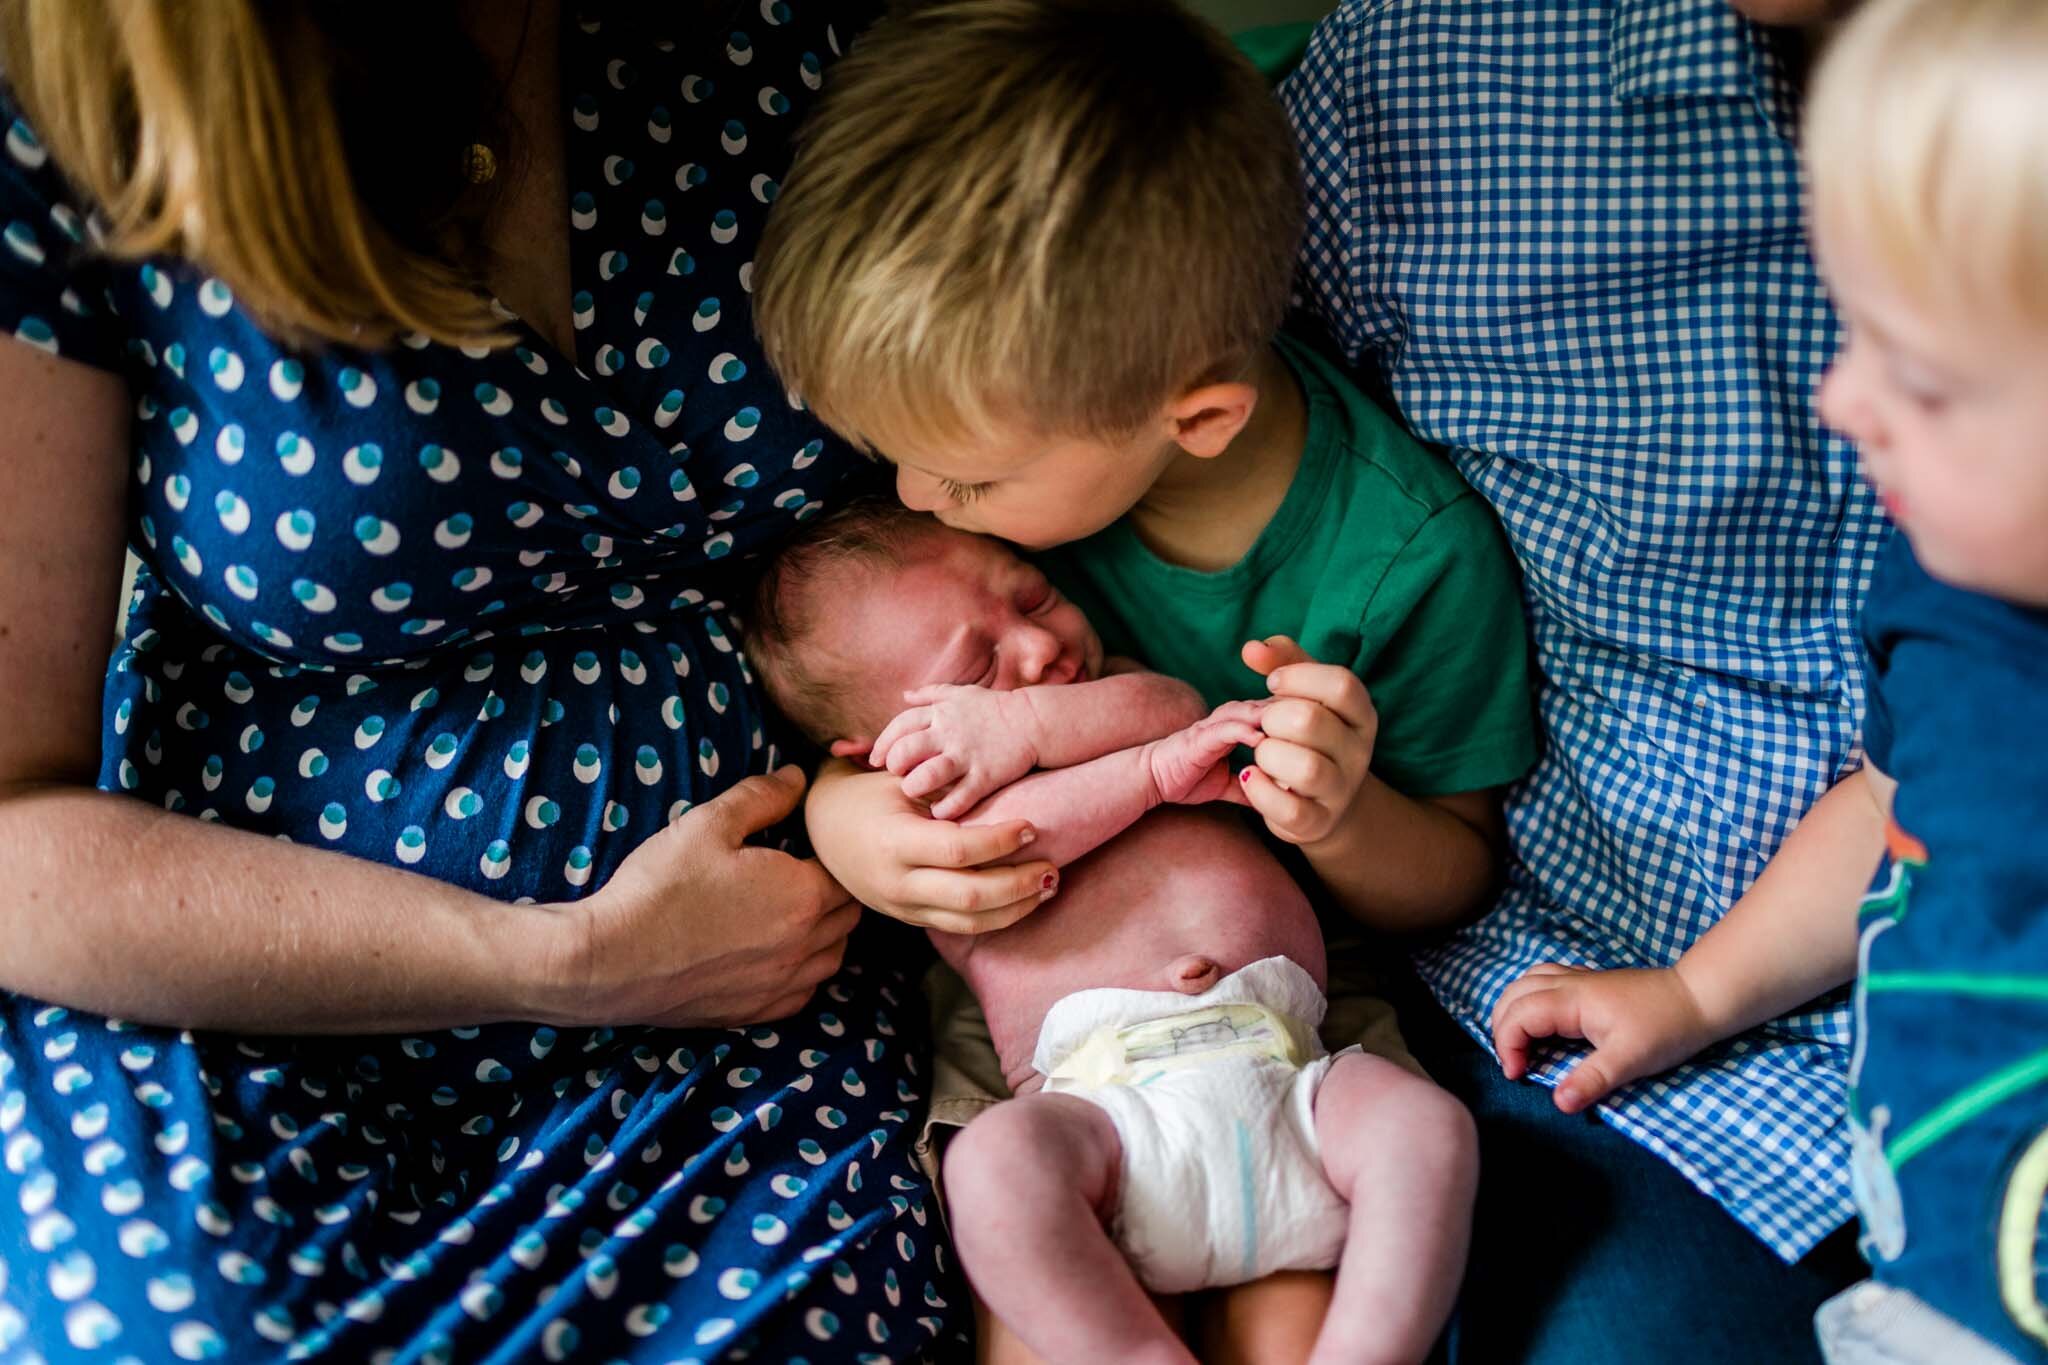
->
<box><xmin>806</xmin><ymin>759</ymin><xmax>1059</xmax><ymax>936</ymax></box>
<box><xmin>533</xmin><ymin>766</ymin><xmax>860</xmax><ymax>1028</ymax></box>
<box><xmin>1490</xmin><ymin>963</ymin><xmax>1718</xmax><ymax>1114</ymax></box>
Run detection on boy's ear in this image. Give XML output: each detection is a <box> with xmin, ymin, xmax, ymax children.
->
<box><xmin>1163</xmin><ymin>379</ymin><xmax>1259</xmax><ymax>459</ymax></box>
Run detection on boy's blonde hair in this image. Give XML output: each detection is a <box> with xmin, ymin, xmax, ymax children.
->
<box><xmin>1806</xmin><ymin>0</ymin><xmax>2048</xmax><ymax>325</ymax></box>
<box><xmin>754</xmin><ymin>0</ymin><xmax>1302</xmax><ymax>456</ymax></box>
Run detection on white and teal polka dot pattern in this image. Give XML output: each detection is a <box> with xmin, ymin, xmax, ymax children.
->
<box><xmin>0</xmin><ymin>2</ymin><xmax>957</xmax><ymax>1358</ymax></box>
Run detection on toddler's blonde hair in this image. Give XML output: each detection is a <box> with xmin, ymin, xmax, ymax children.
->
<box><xmin>754</xmin><ymin>0</ymin><xmax>1302</xmax><ymax>457</ymax></box>
<box><xmin>1806</xmin><ymin>0</ymin><xmax>2048</xmax><ymax>324</ymax></box>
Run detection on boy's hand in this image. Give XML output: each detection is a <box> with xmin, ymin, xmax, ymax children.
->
<box><xmin>865</xmin><ymin>685</ymin><xmax>1041</xmax><ymax>820</ymax></box>
<box><xmin>1142</xmin><ymin>701</ymin><xmax>1268</xmax><ymax>807</ymax></box>
<box><xmin>1490</xmin><ymin>964</ymin><xmax>1718</xmax><ymax>1114</ymax></box>
<box><xmin>1238</xmin><ymin>636</ymin><xmax>1377</xmax><ymax>846</ymax></box>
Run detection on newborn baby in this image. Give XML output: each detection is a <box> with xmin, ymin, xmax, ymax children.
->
<box><xmin>747</xmin><ymin>503</ymin><xmax>1475</xmax><ymax>1365</ymax></box>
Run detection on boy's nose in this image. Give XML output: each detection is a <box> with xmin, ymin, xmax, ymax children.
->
<box><xmin>1817</xmin><ymin>350</ymin><xmax>1887</xmax><ymax>453</ymax></box>
<box><xmin>1166</xmin><ymin>955</ymin><xmax>1223</xmax><ymax>994</ymax></box>
<box><xmin>896</xmin><ymin>466</ymin><xmax>948</xmax><ymax>513</ymax></box>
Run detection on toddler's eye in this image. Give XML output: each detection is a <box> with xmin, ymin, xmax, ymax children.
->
<box><xmin>939</xmin><ymin>476</ymin><xmax>991</xmax><ymax>504</ymax></box>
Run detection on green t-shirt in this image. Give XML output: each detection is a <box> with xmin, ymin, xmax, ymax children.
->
<box><xmin>1037</xmin><ymin>332</ymin><xmax>1538</xmax><ymax>798</ymax></box>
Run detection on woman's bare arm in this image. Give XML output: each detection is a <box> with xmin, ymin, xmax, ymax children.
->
<box><xmin>0</xmin><ymin>337</ymin><xmax>867</xmax><ymax>1036</ymax></box>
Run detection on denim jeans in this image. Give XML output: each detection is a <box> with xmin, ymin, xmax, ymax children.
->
<box><xmin>1393</xmin><ymin>976</ymin><xmax>1866</xmax><ymax>1364</ymax></box>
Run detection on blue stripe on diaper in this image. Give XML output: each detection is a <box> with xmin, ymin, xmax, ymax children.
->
<box><xmin>1235</xmin><ymin>1120</ymin><xmax>1258</xmax><ymax>1280</ymax></box>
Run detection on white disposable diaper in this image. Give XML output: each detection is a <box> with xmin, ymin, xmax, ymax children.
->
<box><xmin>1034</xmin><ymin>955</ymin><xmax>1354</xmax><ymax>1293</ymax></box>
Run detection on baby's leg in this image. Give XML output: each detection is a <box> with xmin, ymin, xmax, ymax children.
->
<box><xmin>1309</xmin><ymin>1053</ymin><xmax>1479</xmax><ymax>1365</ymax></box>
<box><xmin>1197</xmin><ymin>1270</ymin><xmax>1335</xmax><ymax>1365</ymax></box>
<box><xmin>944</xmin><ymin>1092</ymin><xmax>1194</xmax><ymax>1365</ymax></box>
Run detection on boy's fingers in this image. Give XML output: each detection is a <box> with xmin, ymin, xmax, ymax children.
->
<box><xmin>1240</xmin><ymin>635</ymin><xmax>1315</xmax><ymax>677</ymax></box>
<box><xmin>1263</xmin><ymin>664</ymin><xmax>1374</xmax><ymax>731</ymax></box>
<box><xmin>1255</xmin><ymin>697</ymin><xmax>1344</xmax><ymax>751</ymax></box>
<box><xmin>1240</xmin><ymin>766</ymin><xmax>1315</xmax><ymax>841</ymax></box>
<box><xmin>903</xmin><ymin>817</ymin><xmax>1037</xmax><ymax>869</ymax></box>
<box><xmin>1492</xmin><ymin>986</ymin><xmax>1582</xmax><ymax>1081</ymax></box>
<box><xmin>1252</xmin><ymin>738</ymin><xmax>1339</xmax><ymax>803</ymax></box>
<box><xmin>898</xmin><ymin>861</ymin><xmax>1055</xmax><ymax>916</ymax></box>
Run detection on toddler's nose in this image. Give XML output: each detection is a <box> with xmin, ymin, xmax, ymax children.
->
<box><xmin>1166</xmin><ymin>955</ymin><xmax>1222</xmax><ymax>995</ymax></box>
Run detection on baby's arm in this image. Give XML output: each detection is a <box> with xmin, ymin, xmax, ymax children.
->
<box><xmin>1492</xmin><ymin>764</ymin><xmax>1895</xmax><ymax>1112</ymax></box>
<box><xmin>958</xmin><ymin>700</ymin><xmax>1264</xmax><ymax>869</ymax></box>
<box><xmin>864</xmin><ymin>667</ymin><xmax>1208</xmax><ymax>820</ymax></box>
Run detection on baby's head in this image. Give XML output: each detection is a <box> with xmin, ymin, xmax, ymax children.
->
<box><xmin>1806</xmin><ymin>0</ymin><xmax>2048</xmax><ymax>604</ymax></box>
<box><xmin>754</xmin><ymin>0</ymin><xmax>1302</xmax><ymax>551</ymax></box>
<box><xmin>747</xmin><ymin>502</ymin><xmax>1105</xmax><ymax>746</ymax></box>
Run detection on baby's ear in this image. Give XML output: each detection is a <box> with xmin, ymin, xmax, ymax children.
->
<box><xmin>828</xmin><ymin>737</ymin><xmax>873</xmax><ymax>759</ymax></box>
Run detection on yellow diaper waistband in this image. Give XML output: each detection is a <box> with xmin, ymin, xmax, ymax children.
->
<box><xmin>1046</xmin><ymin>1002</ymin><xmax>1315</xmax><ymax>1090</ymax></box>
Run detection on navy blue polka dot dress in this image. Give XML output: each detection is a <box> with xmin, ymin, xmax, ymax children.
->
<box><xmin>0</xmin><ymin>4</ymin><xmax>965</xmax><ymax>1360</ymax></box>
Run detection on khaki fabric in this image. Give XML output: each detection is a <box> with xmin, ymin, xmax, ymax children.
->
<box><xmin>913</xmin><ymin>934</ymin><xmax>1425</xmax><ymax>1207</ymax></box>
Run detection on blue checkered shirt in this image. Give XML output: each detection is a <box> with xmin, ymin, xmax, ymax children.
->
<box><xmin>1282</xmin><ymin>0</ymin><xmax>1889</xmax><ymax>1261</ymax></box>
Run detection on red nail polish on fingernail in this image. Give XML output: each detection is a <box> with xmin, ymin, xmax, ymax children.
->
<box><xmin>1040</xmin><ymin>872</ymin><xmax>1057</xmax><ymax>891</ymax></box>
<box><xmin>1239</xmin><ymin>768</ymin><xmax>1252</xmax><ymax>783</ymax></box>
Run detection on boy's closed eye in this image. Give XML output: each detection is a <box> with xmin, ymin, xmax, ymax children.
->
<box><xmin>940</xmin><ymin>476</ymin><xmax>993</xmax><ymax>503</ymax></box>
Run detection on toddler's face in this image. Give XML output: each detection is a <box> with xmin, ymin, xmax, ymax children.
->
<box><xmin>887</xmin><ymin>422</ymin><xmax>1180</xmax><ymax>551</ymax></box>
<box><xmin>801</xmin><ymin>529</ymin><xmax>1105</xmax><ymax>741</ymax></box>
<box><xmin>1815</xmin><ymin>216</ymin><xmax>2048</xmax><ymax>606</ymax></box>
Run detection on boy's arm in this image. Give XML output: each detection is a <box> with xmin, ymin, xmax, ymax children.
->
<box><xmin>1491</xmin><ymin>765</ymin><xmax>1893</xmax><ymax>1112</ymax></box>
<box><xmin>864</xmin><ymin>668</ymin><xmax>1208</xmax><ymax>820</ymax></box>
<box><xmin>1299</xmin><ymin>779</ymin><xmax>1505</xmax><ymax>932</ymax></box>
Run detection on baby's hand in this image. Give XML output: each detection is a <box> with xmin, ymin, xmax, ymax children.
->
<box><xmin>1143</xmin><ymin>701</ymin><xmax>1268</xmax><ymax>807</ymax></box>
<box><xmin>1238</xmin><ymin>636</ymin><xmax>1377</xmax><ymax>846</ymax></box>
<box><xmin>867</xmin><ymin>684</ymin><xmax>1041</xmax><ymax>820</ymax></box>
<box><xmin>1490</xmin><ymin>964</ymin><xmax>1717</xmax><ymax>1114</ymax></box>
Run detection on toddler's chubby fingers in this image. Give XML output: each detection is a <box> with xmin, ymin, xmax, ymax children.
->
<box><xmin>1251</xmin><ymin>737</ymin><xmax>1342</xmax><ymax>804</ymax></box>
<box><xmin>1239</xmin><ymin>764</ymin><xmax>1318</xmax><ymax>842</ymax></box>
<box><xmin>901</xmin><ymin>755</ymin><xmax>964</xmax><ymax>802</ymax></box>
<box><xmin>1490</xmin><ymin>983</ymin><xmax>1584</xmax><ymax>1083</ymax></box>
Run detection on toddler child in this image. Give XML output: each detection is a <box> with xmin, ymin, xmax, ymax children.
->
<box><xmin>1484</xmin><ymin>2</ymin><xmax>2048</xmax><ymax>1360</ymax></box>
<box><xmin>747</xmin><ymin>503</ymin><xmax>1479</xmax><ymax>1365</ymax></box>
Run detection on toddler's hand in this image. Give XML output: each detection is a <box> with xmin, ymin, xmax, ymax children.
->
<box><xmin>1237</xmin><ymin>636</ymin><xmax>1377</xmax><ymax>845</ymax></box>
<box><xmin>1142</xmin><ymin>700</ymin><xmax>1268</xmax><ymax>807</ymax></box>
<box><xmin>867</xmin><ymin>684</ymin><xmax>1041</xmax><ymax>820</ymax></box>
<box><xmin>1490</xmin><ymin>964</ymin><xmax>1717</xmax><ymax>1114</ymax></box>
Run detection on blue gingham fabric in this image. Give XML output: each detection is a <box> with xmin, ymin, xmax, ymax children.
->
<box><xmin>1281</xmin><ymin>0</ymin><xmax>1889</xmax><ymax>1262</ymax></box>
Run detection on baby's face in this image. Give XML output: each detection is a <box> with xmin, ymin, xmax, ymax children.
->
<box><xmin>804</xmin><ymin>529</ymin><xmax>1106</xmax><ymax>741</ymax></box>
<box><xmin>1814</xmin><ymin>212</ymin><xmax>2048</xmax><ymax>606</ymax></box>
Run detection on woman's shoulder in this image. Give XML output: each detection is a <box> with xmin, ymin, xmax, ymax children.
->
<box><xmin>0</xmin><ymin>83</ymin><xmax>127</xmax><ymax>372</ymax></box>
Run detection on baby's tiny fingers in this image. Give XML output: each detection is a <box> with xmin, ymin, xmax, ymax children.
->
<box><xmin>883</xmin><ymin>730</ymin><xmax>942</xmax><ymax>777</ymax></box>
<box><xmin>901</xmin><ymin>755</ymin><xmax>963</xmax><ymax>802</ymax></box>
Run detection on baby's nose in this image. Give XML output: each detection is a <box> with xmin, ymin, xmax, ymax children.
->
<box><xmin>1016</xmin><ymin>627</ymin><xmax>1062</xmax><ymax>682</ymax></box>
<box><xmin>1166</xmin><ymin>955</ymin><xmax>1223</xmax><ymax>995</ymax></box>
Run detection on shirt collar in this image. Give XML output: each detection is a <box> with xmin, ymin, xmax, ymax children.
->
<box><xmin>1610</xmin><ymin>0</ymin><xmax>1759</xmax><ymax>103</ymax></box>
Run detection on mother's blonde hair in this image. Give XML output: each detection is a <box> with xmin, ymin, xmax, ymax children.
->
<box><xmin>0</xmin><ymin>0</ymin><xmax>511</xmax><ymax>349</ymax></box>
